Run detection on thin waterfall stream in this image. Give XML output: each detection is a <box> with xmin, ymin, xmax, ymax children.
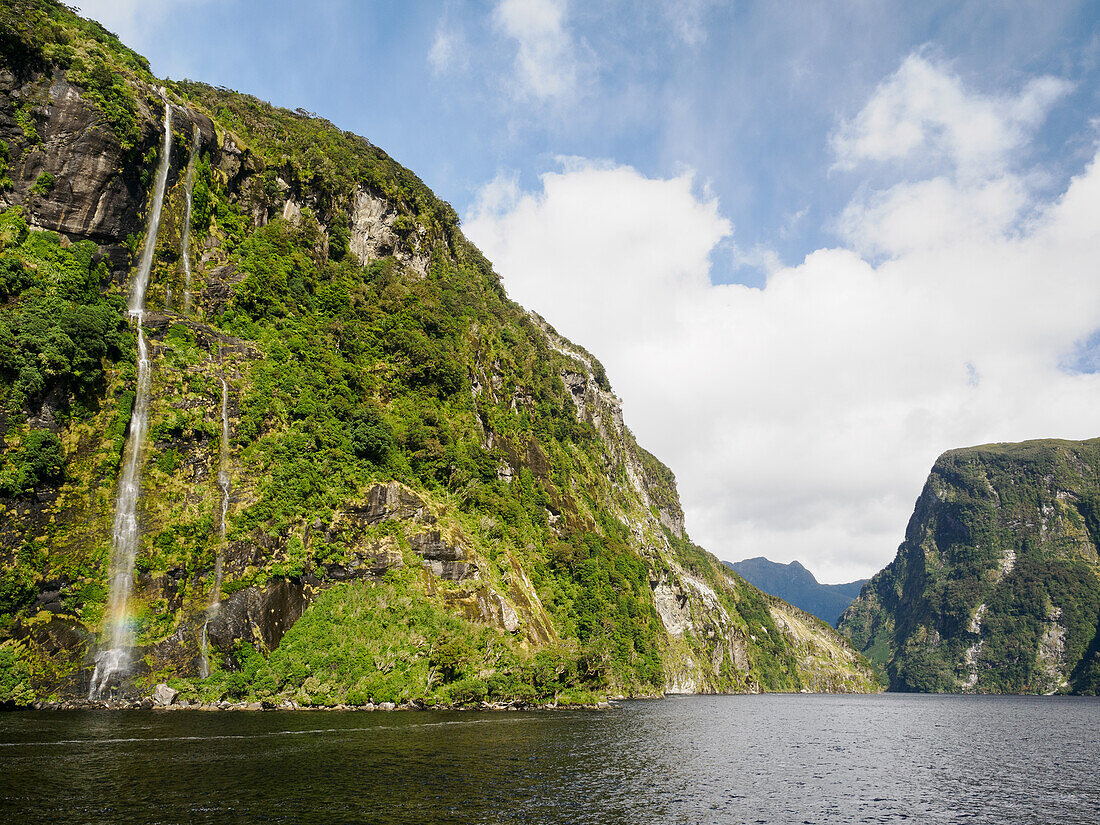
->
<box><xmin>200</xmin><ymin>375</ymin><xmax>231</xmax><ymax>678</ymax></box>
<box><xmin>89</xmin><ymin>97</ymin><xmax>173</xmax><ymax>699</ymax></box>
<box><xmin>180</xmin><ymin>125</ymin><xmax>200</xmax><ymax>314</ymax></box>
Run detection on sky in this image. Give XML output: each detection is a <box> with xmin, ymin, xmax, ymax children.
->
<box><xmin>77</xmin><ymin>0</ymin><xmax>1100</xmax><ymax>582</ymax></box>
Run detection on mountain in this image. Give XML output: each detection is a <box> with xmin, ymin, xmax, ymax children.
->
<box><xmin>839</xmin><ymin>439</ymin><xmax>1100</xmax><ymax>694</ymax></box>
<box><xmin>727</xmin><ymin>558</ymin><xmax>867</xmax><ymax>626</ymax></box>
<box><xmin>0</xmin><ymin>0</ymin><xmax>877</xmax><ymax>706</ymax></box>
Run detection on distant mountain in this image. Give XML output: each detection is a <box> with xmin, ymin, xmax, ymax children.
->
<box><xmin>728</xmin><ymin>558</ymin><xmax>867</xmax><ymax>626</ymax></box>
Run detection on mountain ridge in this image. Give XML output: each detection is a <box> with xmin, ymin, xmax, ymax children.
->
<box><xmin>727</xmin><ymin>557</ymin><xmax>867</xmax><ymax>626</ymax></box>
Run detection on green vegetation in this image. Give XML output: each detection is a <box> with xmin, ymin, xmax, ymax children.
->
<box><xmin>175</xmin><ymin>81</ymin><xmax>459</xmax><ymax>243</ymax></box>
<box><xmin>0</xmin><ymin>0</ymin><xmax>154</xmax><ymax>153</ymax></box>
<box><xmin>29</xmin><ymin>171</ymin><xmax>53</xmax><ymax>195</ymax></box>
<box><xmin>840</xmin><ymin>439</ymin><xmax>1100</xmax><ymax>694</ymax></box>
<box><xmin>0</xmin><ymin>429</ymin><xmax>63</xmax><ymax>496</ymax></box>
<box><xmin>0</xmin><ymin>0</ymin><xmax>878</xmax><ymax>704</ymax></box>
<box><xmin>0</xmin><ymin>641</ymin><xmax>34</xmax><ymax>704</ymax></box>
<box><xmin>0</xmin><ymin>141</ymin><xmax>11</xmax><ymax>190</ymax></box>
<box><xmin>172</xmin><ymin>573</ymin><xmax>597</xmax><ymax>707</ymax></box>
<box><xmin>0</xmin><ymin>206</ymin><xmax>130</xmax><ymax>418</ymax></box>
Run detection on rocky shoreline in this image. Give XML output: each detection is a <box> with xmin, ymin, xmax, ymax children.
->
<box><xmin>15</xmin><ymin>684</ymin><xmax>618</xmax><ymax>713</ymax></box>
<box><xmin>22</xmin><ymin>699</ymin><xmax>618</xmax><ymax>712</ymax></box>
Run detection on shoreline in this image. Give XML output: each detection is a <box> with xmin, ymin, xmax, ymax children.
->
<box><xmin>12</xmin><ymin>697</ymin><xmax>619</xmax><ymax>713</ymax></box>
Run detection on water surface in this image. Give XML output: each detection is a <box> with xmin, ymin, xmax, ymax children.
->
<box><xmin>2</xmin><ymin>694</ymin><xmax>1097</xmax><ymax>824</ymax></box>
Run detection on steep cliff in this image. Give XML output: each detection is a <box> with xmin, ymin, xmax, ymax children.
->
<box><xmin>0</xmin><ymin>0</ymin><xmax>877</xmax><ymax>705</ymax></box>
<box><xmin>840</xmin><ymin>439</ymin><xmax>1100</xmax><ymax>694</ymax></box>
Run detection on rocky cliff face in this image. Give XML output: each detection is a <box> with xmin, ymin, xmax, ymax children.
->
<box><xmin>839</xmin><ymin>439</ymin><xmax>1100</xmax><ymax>694</ymax></box>
<box><xmin>0</xmin><ymin>1</ymin><xmax>877</xmax><ymax>705</ymax></box>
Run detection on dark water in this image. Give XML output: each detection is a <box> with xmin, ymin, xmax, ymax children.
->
<box><xmin>1</xmin><ymin>694</ymin><xmax>1097</xmax><ymax>824</ymax></box>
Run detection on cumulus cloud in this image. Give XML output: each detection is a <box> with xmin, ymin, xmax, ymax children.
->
<box><xmin>465</xmin><ymin>57</ymin><xmax>1100</xmax><ymax>583</ymax></box>
<box><xmin>832</xmin><ymin>53</ymin><xmax>1072</xmax><ymax>179</ymax></box>
<box><xmin>492</xmin><ymin>0</ymin><xmax>581</xmax><ymax>101</ymax></box>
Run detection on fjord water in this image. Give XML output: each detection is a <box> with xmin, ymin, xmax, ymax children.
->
<box><xmin>2</xmin><ymin>695</ymin><xmax>1097</xmax><ymax>824</ymax></box>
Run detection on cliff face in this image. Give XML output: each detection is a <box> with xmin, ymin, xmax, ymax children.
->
<box><xmin>839</xmin><ymin>439</ymin><xmax>1100</xmax><ymax>694</ymax></box>
<box><xmin>0</xmin><ymin>0</ymin><xmax>877</xmax><ymax>705</ymax></box>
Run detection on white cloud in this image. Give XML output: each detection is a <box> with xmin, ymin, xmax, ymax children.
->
<box><xmin>663</xmin><ymin>0</ymin><xmax>719</xmax><ymax>47</ymax></box>
<box><xmin>492</xmin><ymin>0</ymin><xmax>581</xmax><ymax>101</ymax></box>
<box><xmin>465</xmin><ymin>57</ymin><xmax>1100</xmax><ymax>583</ymax></box>
<box><xmin>427</xmin><ymin>2</ymin><xmax>471</xmax><ymax>77</ymax></box>
<box><xmin>832</xmin><ymin>53</ymin><xmax>1072</xmax><ymax>179</ymax></box>
<box><xmin>429</xmin><ymin>26</ymin><xmax>470</xmax><ymax>76</ymax></box>
<box><xmin>837</xmin><ymin>175</ymin><xmax>1029</xmax><ymax>257</ymax></box>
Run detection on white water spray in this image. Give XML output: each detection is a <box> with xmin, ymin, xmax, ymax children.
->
<box><xmin>200</xmin><ymin>376</ymin><xmax>231</xmax><ymax>678</ymax></box>
<box><xmin>89</xmin><ymin>99</ymin><xmax>173</xmax><ymax>699</ymax></box>
<box><xmin>181</xmin><ymin>125</ymin><xmax>200</xmax><ymax>314</ymax></box>
<box><xmin>217</xmin><ymin>378</ymin><xmax>230</xmax><ymax>565</ymax></box>
<box><xmin>127</xmin><ymin>103</ymin><xmax>172</xmax><ymax>318</ymax></box>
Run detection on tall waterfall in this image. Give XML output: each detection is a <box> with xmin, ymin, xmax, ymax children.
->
<box><xmin>200</xmin><ymin>375</ymin><xmax>231</xmax><ymax>678</ymax></box>
<box><xmin>181</xmin><ymin>125</ymin><xmax>200</xmax><ymax>314</ymax></box>
<box><xmin>89</xmin><ymin>99</ymin><xmax>173</xmax><ymax>699</ymax></box>
<box><xmin>216</xmin><ymin>377</ymin><xmax>230</xmax><ymax>585</ymax></box>
<box><xmin>127</xmin><ymin>103</ymin><xmax>172</xmax><ymax>318</ymax></box>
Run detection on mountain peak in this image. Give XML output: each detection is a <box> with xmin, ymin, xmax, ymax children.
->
<box><xmin>728</xmin><ymin>557</ymin><xmax>867</xmax><ymax>627</ymax></box>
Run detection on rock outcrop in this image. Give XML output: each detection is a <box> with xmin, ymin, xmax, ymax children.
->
<box><xmin>0</xmin><ymin>68</ymin><xmax>215</xmax><ymax>265</ymax></box>
<box><xmin>153</xmin><ymin>682</ymin><xmax>178</xmax><ymax>706</ymax></box>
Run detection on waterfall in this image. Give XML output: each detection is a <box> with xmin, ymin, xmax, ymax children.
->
<box><xmin>89</xmin><ymin>99</ymin><xmax>173</xmax><ymax>699</ymax></box>
<box><xmin>127</xmin><ymin>102</ymin><xmax>172</xmax><ymax>317</ymax></box>
<box><xmin>217</xmin><ymin>377</ymin><xmax>230</xmax><ymax>568</ymax></box>
<box><xmin>200</xmin><ymin>376</ymin><xmax>231</xmax><ymax>678</ymax></box>
<box><xmin>181</xmin><ymin>125</ymin><xmax>200</xmax><ymax>314</ymax></box>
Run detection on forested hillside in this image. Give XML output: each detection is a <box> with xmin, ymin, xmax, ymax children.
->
<box><xmin>0</xmin><ymin>0</ymin><xmax>876</xmax><ymax>706</ymax></box>
<box><xmin>840</xmin><ymin>439</ymin><xmax>1100</xmax><ymax>694</ymax></box>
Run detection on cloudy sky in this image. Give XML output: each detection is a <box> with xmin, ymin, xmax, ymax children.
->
<box><xmin>78</xmin><ymin>1</ymin><xmax>1100</xmax><ymax>581</ymax></box>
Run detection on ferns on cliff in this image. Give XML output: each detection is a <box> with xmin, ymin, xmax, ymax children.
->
<box><xmin>0</xmin><ymin>206</ymin><xmax>129</xmax><ymax>422</ymax></box>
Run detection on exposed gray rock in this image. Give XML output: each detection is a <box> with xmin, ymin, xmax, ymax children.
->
<box><xmin>362</xmin><ymin>481</ymin><xmax>432</xmax><ymax>525</ymax></box>
<box><xmin>0</xmin><ymin>71</ymin><xmax>217</xmax><ymax>251</ymax></box>
<box><xmin>206</xmin><ymin>579</ymin><xmax>310</xmax><ymax>654</ymax></box>
<box><xmin>348</xmin><ymin>187</ymin><xmax>429</xmax><ymax>276</ymax></box>
<box><xmin>477</xmin><ymin>590</ymin><xmax>520</xmax><ymax>632</ymax></box>
<box><xmin>651</xmin><ymin>574</ymin><xmax>691</xmax><ymax>637</ymax></box>
<box><xmin>322</xmin><ymin>546</ymin><xmax>402</xmax><ymax>581</ymax></box>
<box><xmin>411</xmin><ymin>531</ymin><xmax>478</xmax><ymax>581</ymax></box>
<box><xmin>153</xmin><ymin>683</ymin><xmax>178</xmax><ymax>706</ymax></box>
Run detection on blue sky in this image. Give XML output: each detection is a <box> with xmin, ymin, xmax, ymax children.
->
<box><xmin>83</xmin><ymin>1</ymin><xmax>1100</xmax><ymax>284</ymax></box>
<box><xmin>79</xmin><ymin>1</ymin><xmax>1100</xmax><ymax>581</ymax></box>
